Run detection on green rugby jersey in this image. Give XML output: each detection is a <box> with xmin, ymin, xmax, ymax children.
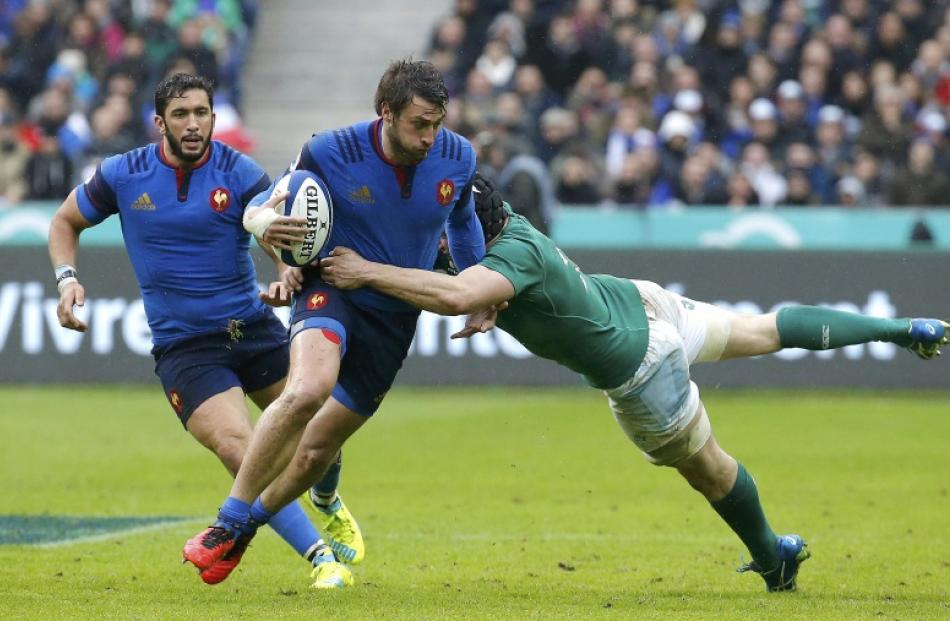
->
<box><xmin>480</xmin><ymin>207</ymin><xmax>649</xmax><ymax>389</ymax></box>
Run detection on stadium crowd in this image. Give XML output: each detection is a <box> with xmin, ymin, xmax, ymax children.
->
<box><xmin>0</xmin><ymin>0</ymin><xmax>257</xmax><ymax>204</ymax></box>
<box><xmin>427</xmin><ymin>0</ymin><xmax>950</xmax><ymax>228</ymax></box>
<box><xmin>1</xmin><ymin>1</ymin><xmax>949</xmax><ymax>217</ymax></box>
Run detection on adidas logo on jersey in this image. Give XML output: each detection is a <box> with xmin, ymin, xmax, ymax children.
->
<box><xmin>131</xmin><ymin>192</ymin><xmax>156</xmax><ymax>211</ymax></box>
<box><xmin>348</xmin><ymin>186</ymin><xmax>375</xmax><ymax>205</ymax></box>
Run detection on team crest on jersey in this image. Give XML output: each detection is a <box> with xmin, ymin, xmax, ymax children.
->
<box><xmin>307</xmin><ymin>291</ymin><xmax>329</xmax><ymax>310</ymax></box>
<box><xmin>168</xmin><ymin>389</ymin><xmax>184</xmax><ymax>414</ymax></box>
<box><xmin>436</xmin><ymin>179</ymin><xmax>455</xmax><ymax>206</ymax></box>
<box><xmin>210</xmin><ymin>188</ymin><xmax>231</xmax><ymax>212</ymax></box>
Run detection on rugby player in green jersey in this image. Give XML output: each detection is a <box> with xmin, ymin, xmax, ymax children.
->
<box><xmin>315</xmin><ymin>174</ymin><xmax>948</xmax><ymax>592</ymax></box>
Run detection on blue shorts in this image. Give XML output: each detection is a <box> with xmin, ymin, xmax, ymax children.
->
<box><xmin>290</xmin><ymin>278</ymin><xmax>419</xmax><ymax>417</ymax></box>
<box><xmin>152</xmin><ymin>311</ymin><xmax>289</xmax><ymax>427</ymax></box>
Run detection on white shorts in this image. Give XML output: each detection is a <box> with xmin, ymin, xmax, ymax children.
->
<box><xmin>603</xmin><ymin>281</ymin><xmax>730</xmax><ymax>466</ymax></box>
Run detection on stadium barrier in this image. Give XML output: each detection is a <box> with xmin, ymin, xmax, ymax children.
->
<box><xmin>1</xmin><ymin>245</ymin><xmax>947</xmax><ymax>388</ymax></box>
<box><xmin>4</xmin><ymin>204</ymin><xmax>950</xmax><ymax>249</ymax></box>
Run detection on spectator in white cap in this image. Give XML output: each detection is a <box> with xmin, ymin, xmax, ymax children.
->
<box><xmin>814</xmin><ymin>105</ymin><xmax>853</xmax><ymax>200</ymax></box>
<box><xmin>658</xmin><ymin>110</ymin><xmax>695</xmax><ymax>189</ymax></box>
<box><xmin>748</xmin><ymin>97</ymin><xmax>781</xmax><ymax>155</ymax></box>
<box><xmin>673</xmin><ymin>88</ymin><xmax>705</xmax><ymax>140</ymax></box>
<box><xmin>836</xmin><ymin>175</ymin><xmax>867</xmax><ymax>207</ymax></box>
<box><xmin>775</xmin><ymin>80</ymin><xmax>812</xmax><ymax>153</ymax></box>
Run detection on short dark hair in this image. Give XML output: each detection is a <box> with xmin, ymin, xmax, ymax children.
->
<box><xmin>154</xmin><ymin>73</ymin><xmax>214</xmax><ymax>117</ymax></box>
<box><xmin>374</xmin><ymin>58</ymin><xmax>448</xmax><ymax>117</ymax></box>
<box><xmin>473</xmin><ymin>173</ymin><xmax>507</xmax><ymax>245</ymax></box>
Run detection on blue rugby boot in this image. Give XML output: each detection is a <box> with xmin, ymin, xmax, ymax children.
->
<box><xmin>738</xmin><ymin>534</ymin><xmax>810</xmax><ymax>592</ymax></box>
<box><xmin>907</xmin><ymin>319</ymin><xmax>949</xmax><ymax>360</ymax></box>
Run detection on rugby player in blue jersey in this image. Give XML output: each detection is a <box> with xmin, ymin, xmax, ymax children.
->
<box><xmin>48</xmin><ymin>73</ymin><xmax>358</xmax><ymax>588</ymax></box>
<box><xmin>183</xmin><ymin>59</ymin><xmax>486</xmax><ymax>587</ymax></box>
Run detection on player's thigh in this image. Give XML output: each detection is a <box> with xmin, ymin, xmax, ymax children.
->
<box><xmin>185</xmin><ymin>385</ymin><xmax>255</xmax><ymax>475</ymax></box>
<box><xmin>603</xmin><ymin>319</ymin><xmax>710</xmax><ymax>466</ymax></box>
<box><xmin>719</xmin><ymin>312</ymin><xmax>781</xmax><ymax>360</ymax></box>
<box><xmin>153</xmin><ymin>334</ymin><xmax>246</xmax><ymax>429</ymax></box>
<box><xmin>234</xmin><ymin>312</ymin><xmax>291</xmax><ymax>410</ymax></box>
<box><xmin>282</xmin><ymin>324</ymin><xmax>343</xmax><ymax>409</ymax></box>
<box><xmin>631</xmin><ymin>279</ymin><xmax>731</xmax><ymax>363</ymax></box>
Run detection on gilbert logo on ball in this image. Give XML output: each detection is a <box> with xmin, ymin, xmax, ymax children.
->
<box><xmin>271</xmin><ymin>170</ymin><xmax>334</xmax><ymax>267</ymax></box>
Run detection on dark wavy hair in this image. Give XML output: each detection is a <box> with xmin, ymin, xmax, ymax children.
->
<box><xmin>154</xmin><ymin>73</ymin><xmax>214</xmax><ymax>117</ymax></box>
<box><xmin>374</xmin><ymin>58</ymin><xmax>448</xmax><ymax>117</ymax></box>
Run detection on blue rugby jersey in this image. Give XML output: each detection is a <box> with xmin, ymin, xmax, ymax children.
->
<box><xmin>255</xmin><ymin>119</ymin><xmax>485</xmax><ymax>312</ymax></box>
<box><xmin>76</xmin><ymin>141</ymin><xmax>272</xmax><ymax>345</ymax></box>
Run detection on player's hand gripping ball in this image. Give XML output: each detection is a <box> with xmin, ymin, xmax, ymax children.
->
<box><xmin>270</xmin><ymin>170</ymin><xmax>333</xmax><ymax>267</ymax></box>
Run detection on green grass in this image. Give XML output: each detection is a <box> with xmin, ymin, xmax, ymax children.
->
<box><xmin>1</xmin><ymin>386</ymin><xmax>949</xmax><ymax>620</ymax></box>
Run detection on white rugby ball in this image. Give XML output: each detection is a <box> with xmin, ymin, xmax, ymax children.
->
<box><xmin>271</xmin><ymin>169</ymin><xmax>333</xmax><ymax>267</ymax></box>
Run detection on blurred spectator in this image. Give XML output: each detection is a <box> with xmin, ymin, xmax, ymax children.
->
<box><xmin>747</xmin><ymin>97</ymin><xmax>781</xmax><ymax>156</ymax></box>
<box><xmin>674</xmin><ymin>154</ymin><xmax>728</xmax><ymax>206</ymax></box>
<box><xmin>851</xmin><ymin>148</ymin><xmax>887</xmax><ymax>207</ymax></box>
<box><xmin>536</xmin><ymin>106</ymin><xmax>579</xmax><ymax>164</ymax></box>
<box><xmin>139</xmin><ymin>0</ymin><xmax>178</xmax><ymax>76</ymax></box>
<box><xmin>531</xmin><ymin>13</ymin><xmax>589</xmax><ymax>97</ymax></box>
<box><xmin>690</xmin><ymin>10</ymin><xmax>747</xmax><ymax>101</ymax></box>
<box><xmin>5</xmin><ymin>0</ymin><xmax>59</xmax><ymax>110</ymax></box>
<box><xmin>25</xmin><ymin>128</ymin><xmax>73</xmax><ymax>200</ymax></box>
<box><xmin>171</xmin><ymin>18</ymin><xmax>219</xmax><ymax>88</ymax></box>
<box><xmin>740</xmin><ymin>140</ymin><xmax>787</xmax><ymax>206</ymax></box>
<box><xmin>0</xmin><ymin>112</ymin><xmax>28</xmax><ymax>203</ymax></box>
<box><xmin>477</xmin><ymin>131</ymin><xmax>555</xmax><ymax>233</ymax></box>
<box><xmin>657</xmin><ymin>109</ymin><xmax>694</xmax><ymax>187</ymax></box>
<box><xmin>725</xmin><ymin>170</ymin><xmax>760</xmax><ymax>209</ymax></box>
<box><xmin>612</xmin><ymin>147</ymin><xmax>671</xmax><ymax>208</ymax></box>
<box><xmin>869</xmin><ymin>11</ymin><xmax>915</xmax><ymax>72</ymax></box>
<box><xmin>813</xmin><ymin>105</ymin><xmax>851</xmax><ymax>199</ymax></box>
<box><xmin>476</xmin><ymin>38</ymin><xmax>518</xmax><ymax>90</ymax></box>
<box><xmin>857</xmin><ymin>84</ymin><xmax>913</xmax><ymax>166</ymax></box>
<box><xmin>784</xmin><ymin>168</ymin><xmax>817</xmax><ymax>206</ymax></box>
<box><xmin>836</xmin><ymin>175</ymin><xmax>868</xmax><ymax>207</ymax></box>
<box><xmin>553</xmin><ymin>149</ymin><xmax>602</xmax><ymax>205</ymax></box>
<box><xmin>774</xmin><ymin>80</ymin><xmax>812</xmax><ymax>152</ymax></box>
<box><xmin>888</xmin><ymin>140</ymin><xmax>950</xmax><ymax>207</ymax></box>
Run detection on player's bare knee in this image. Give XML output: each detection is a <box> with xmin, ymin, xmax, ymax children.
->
<box><xmin>211</xmin><ymin>432</ymin><xmax>250</xmax><ymax>476</ymax></box>
<box><xmin>296</xmin><ymin>440</ymin><xmax>339</xmax><ymax>477</ymax></box>
<box><xmin>277</xmin><ymin>381</ymin><xmax>333</xmax><ymax>424</ymax></box>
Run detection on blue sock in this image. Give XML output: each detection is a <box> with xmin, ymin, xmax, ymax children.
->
<box><xmin>217</xmin><ymin>496</ymin><xmax>251</xmax><ymax>532</ymax></box>
<box><xmin>249</xmin><ymin>497</ymin><xmax>275</xmax><ymax>526</ymax></box>
<box><xmin>268</xmin><ymin>500</ymin><xmax>323</xmax><ymax>559</ymax></box>
<box><xmin>313</xmin><ymin>452</ymin><xmax>342</xmax><ymax>496</ymax></box>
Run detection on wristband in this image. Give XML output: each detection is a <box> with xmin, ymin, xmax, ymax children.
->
<box><xmin>56</xmin><ymin>274</ymin><xmax>78</xmax><ymax>294</ymax></box>
<box><xmin>54</xmin><ymin>264</ymin><xmax>77</xmax><ymax>279</ymax></box>
<box><xmin>244</xmin><ymin>206</ymin><xmax>280</xmax><ymax>239</ymax></box>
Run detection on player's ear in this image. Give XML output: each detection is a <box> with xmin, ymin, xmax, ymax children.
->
<box><xmin>153</xmin><ymin>114</ymin><xmax>166</xmax><ymax>135</ymax></box>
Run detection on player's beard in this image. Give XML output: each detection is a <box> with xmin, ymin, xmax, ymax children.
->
<box><xmin>385</xmin><ymin>124</ymin><xmax>429</xmax><ymax>164</ymax></box>
<box><xmin>166</xmin><ymin>130</ymin><xmax>211</xmax><ymax>163</ymax></box>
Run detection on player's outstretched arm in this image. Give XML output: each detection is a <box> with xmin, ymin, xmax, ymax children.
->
<box><xmin>48</xmin><ymin>188</ymin><xmax>93</xmax><ymax>332</ymax></box>
<box><xmin>321</xmin><ymin>247</ymin><xmax>513</xmax><ymax>315</ymax></box>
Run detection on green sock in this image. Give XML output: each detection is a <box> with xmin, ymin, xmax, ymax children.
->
<box><xmin>710</xmin><ymin>463</ymin><xmax>779</xmax><ymax>570</ymax></box>
<box><xmin>776</xmin><ymin>305</ymin><xmax>912</xmax><ymax>350</ymax></box>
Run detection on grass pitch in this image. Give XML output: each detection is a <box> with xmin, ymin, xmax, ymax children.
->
<box><xmin>1</xmin><ymin>386</ymin><xmax>948</xmax><ymax>620</ymax></box>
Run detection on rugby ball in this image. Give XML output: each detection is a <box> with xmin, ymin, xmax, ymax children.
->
<box><xmin>271</xmin><ymin>169</ymin><xmax>333</xmax><ymax>267</ymax></box>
